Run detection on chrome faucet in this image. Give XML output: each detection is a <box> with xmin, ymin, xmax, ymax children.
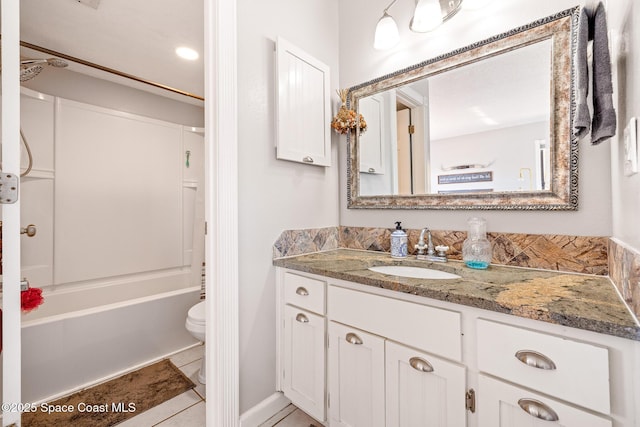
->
<box><xmin>415</xmin><ymin>227</ymin><xmax>449</xmax><ymax>262</ymax></box>
<box><xmin>416</xmin><ymin>228</ymin><xmax>434</xmax><ymax>255</ymax></box>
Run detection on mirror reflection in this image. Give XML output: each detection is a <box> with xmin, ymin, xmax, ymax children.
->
<box><xmin>360</xmin><ymin>39</ymin><xmax>552</xmax><ymax>197</ymax></box>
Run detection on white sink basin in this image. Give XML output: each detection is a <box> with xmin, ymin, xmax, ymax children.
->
<box><xmin>368</xmin><ymin>265</ymin><xmax>461</xmax><ymax>280</ymax></box>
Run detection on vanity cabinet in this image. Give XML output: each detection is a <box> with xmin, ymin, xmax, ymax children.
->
<box><xmin>476</xmin><ymin>319</ymin><xmax>613</xmax><ymax>426</ymax></box>
<box><xmin>275</xmin><ymin>267</ymin><xmax>639</xmax><ymax>427</ymax></box>
<box><xmin>327</xmin><ymin>285</ymin><xmax>466</xmax><ymax>427</ymax></box>
<box><xmin>280</xmin><ymin>271</ymin><xmax>327</xmax><ymax>422</ymax></box>
<box><xmin>385</xmin><ymin>340</ymin><xmax>466</xmax><ymax>427</ymax></box>
<box><xmin>328</xmin><ymin>322</ymin><xmax>385</xmax><ymax>427</ymax></box>
<box><xmin>477</xmin><ymin>375</ymin><xmax>612</xmax><ymax>427</ymax></box>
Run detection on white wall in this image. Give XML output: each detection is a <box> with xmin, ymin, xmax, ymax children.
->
<box><xmin>22</xmin><ymin>68</ymin><xmax>204</xmax><ymax>127</ymax></box>
<box><xmin>237</xmin><ymin>0</ymin><xmax>340</xmax><ymax>413</ymax></box>
<box><xmin>338</xmin><ymin>0</ymin><xmax>613</xmax><ymax>236</ymax></box>
<box><xmin>608</xmin><ymin>0</ymin><xmax>640</xmax><ymax>251</ymax></box>
<box><xmin>431</xmin><ymin>121</ymin><xmax>549</xmax><ymax>193</ymax></box>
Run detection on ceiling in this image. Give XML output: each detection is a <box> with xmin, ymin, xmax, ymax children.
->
<box><xmin>19</xmin><ymin>0</ymin><xmax>204</xmax><ymax>104</ymax></box>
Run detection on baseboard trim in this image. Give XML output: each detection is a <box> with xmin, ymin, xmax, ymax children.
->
<box><xmin>239</xmin><ymin>392</ymin><xmax>291</xmax><ymax>427</ymax></box>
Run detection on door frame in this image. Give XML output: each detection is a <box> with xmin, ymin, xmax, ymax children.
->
<box><xmin>1</xmin><ymin>0</ymin><xmax>24</xmax><ymax>425</ymax></box>
<box><xmin>204</xmin><ymin>0</ymin><xmax>240</xmax><ymax>425</ymax></box>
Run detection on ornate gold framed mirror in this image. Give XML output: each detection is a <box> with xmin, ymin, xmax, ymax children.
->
<box><xmin>347</xmin><ymin>7</ymin><xmax>579</xmax><ymax>210</ymax></box>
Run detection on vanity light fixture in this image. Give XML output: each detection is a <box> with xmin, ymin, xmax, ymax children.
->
<box><xmin>374</xmin><ymin>0</ymin><xmax>400</xmax><ymax>50</ymax></box>
<box><xmin>374</xmin><ymin>0</ymin><xmax>466</xmax><ymax>50</ymax></box>
<box><xmin>175</xmin><ymin>46</ymin><xmax>199</xmax><ymax>61</ymax></box>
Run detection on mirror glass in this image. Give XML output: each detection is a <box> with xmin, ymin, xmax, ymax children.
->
<box><xmin>349</xmin><ymin>7</ymin><xmax>578</xmax><ymax>210</ymax></box>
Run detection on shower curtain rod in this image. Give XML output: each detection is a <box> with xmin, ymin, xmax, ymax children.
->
<box><xmin>19</xmin><ymin>40</ymin><xmax>204</xmax><ymax>102</ymax></box>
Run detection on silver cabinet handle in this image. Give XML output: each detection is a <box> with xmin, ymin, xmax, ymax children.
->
<box><xmin>302</xmin><ymin>156</ymin><xmax>314</xmax><ymax>163</ymax></box>
<box><xmin>368</xmin><ymin>167</ymin><xmax>375</xmax><ymax>173</ymax></box>
<box><xmin>295</xmin><ymin>286</ymin><xmax>309</xmax><ymax>296</ymax></box>
<box><xmin>518</xmin><ymin>398</ymin><xmax>559</xmax><ymax>421</ymax></box>
<box><xmin>409</xmin><ymin>357</ymin><xmax>434</xmax><ymax>373</ymax></box>
<box><xmin>515</xmin><ymin>350</ymin><xmax>557</xmax><ymax>370</ymax></box>
<box><xmin>345</xmin><ymin>332</ymin><xmax>363</xmax><ymax>345</ymax></box>
<box><xmin>295</xmin><ymin>313</ymin><xmax>309</xmax><ymax>323</ymax></box>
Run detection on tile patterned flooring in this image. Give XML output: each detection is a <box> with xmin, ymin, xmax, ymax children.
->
<box><xmin>117</xmin><ymin>344</ymin><xmax>318</xmax><ymax>426</ymax></box>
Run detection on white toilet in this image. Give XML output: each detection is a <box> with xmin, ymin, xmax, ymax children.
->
<box><xmin>185</xmin><ymin>300</ymin><xmax>206</xmax><ymax>384</ymax></box>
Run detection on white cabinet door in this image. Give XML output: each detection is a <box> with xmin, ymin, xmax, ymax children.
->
<box><xmin>283</xmin><ymin>305</ymin><xmax>326</xmax><ymax>422</ymax></box>
<box><xmin>329</xmin><ymin>321</ymin><xmax>385</xmax><ymax>427</ymax></box>
<box><xmin>478</xmin><ymin>375</ymin><xmax>612</xmax><ymax>427</ymax></box>
<box><xmin>385</xmin><ymin>341</ymin><xmax>467</xmax><ymax>427</ymax></box>
<box><xmin>275</xmin><ymin>37</ymin><xmax>331</xmax><ymax>167</ymax></box>
<box><xmin>359</xmin><ymin>94</ymin><xmax>385</xmax><ymax>175</ymax></box>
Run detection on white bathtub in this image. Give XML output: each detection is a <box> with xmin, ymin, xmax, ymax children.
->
<box><xmin>8</xmin><ymin>271</ymin><xmax>201</xmax><ymax>403</ymax></box>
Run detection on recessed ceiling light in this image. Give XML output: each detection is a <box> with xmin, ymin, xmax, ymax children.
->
<box><xmin>176</xmin><ymin>47</ymin><xmax>199</xmax><ymax>61</ymax></box>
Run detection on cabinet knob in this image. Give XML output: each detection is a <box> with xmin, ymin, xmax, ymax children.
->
<box><xmin>295</xmin><ymin>313</ymin><xmax>309</xmax><ymax>323</ymax></box>
<box><xmin>345</xmin><ymin>332</ymin><xmax>363</xmax><ymax>345</ymax></box>
<box><xmin>302</xmin><ymin>156</ymin><xmax>314</xmax><ymax>163</ymax></box>
<box><xmin>368</xmin><ymin>167</ymin><xmax>375</xmax><ymax>173</ymax></box>
<box><xmin>515</xmin><ymin>350</ymin><xmax>557</xmax><ymax>370</ymax></box>
<box><xmin>295</xmin><ymin>286</ymin><xmax>309</xmax><ymax>296</ymax></box>
<box><xmin>517</xmin><ymin>398</ymin><xmax>559</xmax><ymax>421</ymax></box>
<box><xmin>409</xmin><ymin>357</ymin><xmax>434</xmax><ymax>373</ymax></box>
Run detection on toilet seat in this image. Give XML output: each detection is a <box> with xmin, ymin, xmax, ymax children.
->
<box><xmin>187</xmin><ymin>301</ymin><xmax>206</xmax><ymax>326</ymax></box>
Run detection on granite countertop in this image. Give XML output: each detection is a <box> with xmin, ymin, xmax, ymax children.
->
<box><xmin>273</xmin><ymin>249</ymin><xmax>640</xmax><ymax>341</ymax></box>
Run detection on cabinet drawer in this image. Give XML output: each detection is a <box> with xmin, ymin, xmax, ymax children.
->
<box><xmin>328</xmin><ymin>285</ymin><xmax>462</xmax><ymax>361</ymax></box>
<box><xmin>478</xmin><ymin>374</ymin><xmax>611</xmax><ymax>427</ymax></box>
<box><xmin>283</xmin><ymin>271</ymin><xmax>326</xmax><ymax>314</ymax></box>
<box><xmin>477</xmin><ymin>319</ymin><xmax>610</xmax><ymax>414</ymax></box>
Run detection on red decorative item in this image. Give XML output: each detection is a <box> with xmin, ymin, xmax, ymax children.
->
<box><xmin>21</xmin><ymin>287</ymin><xmax>44</xmax><ymax>312</ymax></box>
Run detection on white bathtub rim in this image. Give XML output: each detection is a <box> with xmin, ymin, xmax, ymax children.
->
<box><xmin>21</xmin><ymin>285</ymin><xmax>202</xmax><ymax>327</ymax></box>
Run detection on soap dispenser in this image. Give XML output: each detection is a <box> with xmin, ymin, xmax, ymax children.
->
<box><xmin>390</xmin><ymin>221</ymin><xmax>408</xmax><ymax>259</ymax></box>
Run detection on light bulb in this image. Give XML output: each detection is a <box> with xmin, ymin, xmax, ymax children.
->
<box><xmin>374</xmin><ymin>12</ymin><xmax>400</xmax><ymax>50</ymax></box>
<box><xmin>410</xmin><ymin>0</ymin><xmax>442</xmax><ymax>33</ymax></box>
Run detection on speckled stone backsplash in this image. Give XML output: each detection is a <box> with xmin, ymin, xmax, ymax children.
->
<box><xmin>609</xmin><ymin>239</ymin><xmax>640</xmax><ymax>318</ymax></box>
<box><xmin>339</xmin><ymin>226</ymin><xmax>608</xmax><ymax>275</ymax></box>
<box><xmin>273</xmin><ymin>227</ymin><xmax>340</xmax><ymax>258</ymax></box>
<box><xmin>274</xmin><ymin>226</ymin><xmax>608</xmax><ymax>275</ymax></box>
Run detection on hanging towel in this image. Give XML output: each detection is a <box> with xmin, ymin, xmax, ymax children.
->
<box><xmin>573</xmin><ymin>7</ymin><xmax>591</xmax><ymax>139</ymax></box>
<box><xmin>590</xmin><ymin>2</ymin><xmax>616</xmax><ymax>144</ymax></box>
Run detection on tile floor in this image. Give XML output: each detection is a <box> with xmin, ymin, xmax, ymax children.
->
<box><xmin>117</xmin><ymin>344</ymin><xmax>206</xmax><ymax>426</ymax></box>
<box><xmin>116</xmin><ymin>344</ymin><xmax>319</xmax><ymax>426</ymax></box>
<box><xmin>258</xmin><ymin>404</ymin><xmax>320</xmax><ymax>427</ymax></box>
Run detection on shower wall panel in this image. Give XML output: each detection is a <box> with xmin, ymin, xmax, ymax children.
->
<box><xmin>54</xmin><ymin>98</ymin><xmax>184</xmax><ymax>284</ymax></box>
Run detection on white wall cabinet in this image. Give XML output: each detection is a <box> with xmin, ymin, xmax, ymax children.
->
<box><xmin>358</xmin><ymin>94</ymin><xmax>386</xmax><ymax>175</ymax></box>
<box><xmin>275</xmin><ymin>267</ymin><xmax>640</xmax><ymax>427</ymax></box>
<box><xmin>275</xmin><ymin>37</ymin><xmax>331</xmax><ymax>167</ymax></box>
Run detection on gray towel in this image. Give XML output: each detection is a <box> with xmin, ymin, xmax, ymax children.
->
<box><xmin>590</xmin><ymin>2</ymin><xmax>616</xmax><ymax>144</ymax></box>
<box><xmin>573</xmin><ymin>7</ymin><xmax>591</xmax><ymax>139</ymax></box>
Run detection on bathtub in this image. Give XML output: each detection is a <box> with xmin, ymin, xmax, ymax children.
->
<box><xmin>4</xmin><ymin>270</ymin><xmax>201</xmax><ymax>403</ymax></box>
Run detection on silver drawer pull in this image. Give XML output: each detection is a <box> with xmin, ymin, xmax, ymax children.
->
<box><xmin>409</xmin><ymin>357</ymin><xmax>434</xmax><ymax>373</ymax></box>
<box><xmin>345</xmin><ymin>332</ymin><xmax>363</xmax><ymax>345</ymax></box>
<box><xmin>515</xmin><ymin>350</ymin><xmax>557</xmax><ymax>370</ymax></box>
<box><xmin>302</xmin><ymin>156</ymin><xmax>314</xmax><ymax>163</ymax></box>
<box><xmin>295</xmin><ymin>286</ymin><xmax>309</xmax><ymax>296</ymax></box>
<box><xmin>368</xmin><ymin>167</ymin><xmax>376</xmax><ymax>173</ymax></box>
<box><xmin>518</xmin><ymin>398</ymin><xmax>559</xmax><ymax>422</ymax></box>
<box><xmin>295</xmin><ymin>313</ymin><xmax>309</xmax><ymax>323</ymax></box>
